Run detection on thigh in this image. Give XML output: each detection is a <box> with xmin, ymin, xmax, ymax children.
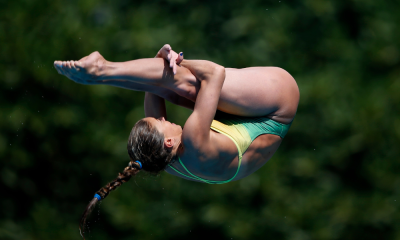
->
<box><xmin>218</xmin><ymin>67</ymin><xmax>299</xmax><ymax>123</ymax></box>
<box><xmin>173</xmin><ymin>65</ymin><xmax>299</xmax><ymax>123</ymax></box>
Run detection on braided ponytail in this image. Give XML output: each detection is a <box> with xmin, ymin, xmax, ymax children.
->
<box><xmin>79</xmin><ymin>118</ymin><xmax>177</xmax><ymax>239</ymax></box>
<box><xmin>79</xmin><ymin>160</ymin><xmax>142</xmax><ymax>239</ymax></box>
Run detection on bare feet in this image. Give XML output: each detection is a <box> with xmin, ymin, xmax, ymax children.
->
<box><xmin>54</xmin><ymin>51</ymin><xmax>108</xmax><ymax>85</ymax></box>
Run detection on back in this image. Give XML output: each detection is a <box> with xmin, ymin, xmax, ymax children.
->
<box><xmin>166</xmin><ymin>112</ymin><xmax>290</xmax><ymax>183</ymax></box>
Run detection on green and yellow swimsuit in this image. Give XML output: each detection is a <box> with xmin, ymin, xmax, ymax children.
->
<box><xmin>169</xmin><ymin>112</ymin><xmax>292</xmax><ymax>184</ymax></box>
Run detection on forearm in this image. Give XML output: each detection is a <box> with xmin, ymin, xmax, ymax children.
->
<box><xmin>182</xmin><ymin>60</ymin><xmax>226</xmax><ymax>142</ymax></box>
<box><xmin>180</xmin><ymin>60</ymin><xmax>225</xmax><ymax>83</ymax></box>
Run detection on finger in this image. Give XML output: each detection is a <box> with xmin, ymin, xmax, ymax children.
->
<box><xmin>170</xmin><ymin>55</ymin><xmax>175</xmax><ymax>68</ymax></box>
<box><xmin>173</xmin><ymin>61</ymin><xmax>177</xmax><ymax>75</ymax></box>
<box><xmin>159</xmin><ymin>44</ymin><xmax>171</xmax><ymax>59</ymax></box>
<box><xmin>155</xmin><ymin>49</ymin><xmax>163</xmax><ymax>58</ymax></box>
<box><xmin>163</xmin><ymin>44</ymin><xmax>171</xmax><ymax>51</ymax></box>
<box><xmin>169</xmin><ymin>54</ymin><xmax>177</xmax><ymax>72</ymax></box>
<box><xmin>167</xmin><ymin>48</ymin><xmax>172</xmax><ymax>61</ymax></box>
<box><xmin>177</xmin><ymin>52</ymin><xmax>184</xmax><ymax>65</ymax></box>
<box><xmin>165</xmin><ymin>44</ymin><xmax>172</xmax><ymax>57</ymax></box>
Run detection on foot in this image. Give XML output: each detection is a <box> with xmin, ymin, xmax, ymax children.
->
<box><xmin>54</xmin><ymin>51</ymin><xmax>108</xmax><ymax>85</ymax></box>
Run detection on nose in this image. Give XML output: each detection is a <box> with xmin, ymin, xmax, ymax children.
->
<box><xmin>159</xmin><ymin>117</ymin><xmax>165</xmax><ymax>122</ymax></box>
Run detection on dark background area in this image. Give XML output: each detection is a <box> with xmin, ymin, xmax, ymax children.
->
<box><xmin>1</xmin><ymin>0</ymin><xmax>399</xmax><ymax>239</ymax></box>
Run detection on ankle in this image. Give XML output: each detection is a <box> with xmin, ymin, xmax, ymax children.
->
<box><xmin>96</xmin><ymin>60</ymin><xmax>114</xmax><ymax>80</ymax></box>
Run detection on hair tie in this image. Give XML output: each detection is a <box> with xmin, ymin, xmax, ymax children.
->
<box><xmin>94</xmin><ymin>193</ymin><xmax>102</xmax><ymax>201</ymax></box>
<box><xmin>135</xmin><ymin>160</ymin><xmax>142</xmax><ymax>169</ymax></box>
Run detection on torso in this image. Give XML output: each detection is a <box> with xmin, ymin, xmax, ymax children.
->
<box><xmin>165</xmin><ymin>130</ymin><xmax>282</xmax><ymax>183</ymax></box>
<box><xmin>165</xmin><ymin>66</ymin><xmax>299</xmax><ymax>183</ymax></box>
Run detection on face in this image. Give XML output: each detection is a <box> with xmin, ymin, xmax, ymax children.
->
<box><xmin>145</xmin><ymin>117</ymin><xmax>182</xmax><ymax>139</ymax></box>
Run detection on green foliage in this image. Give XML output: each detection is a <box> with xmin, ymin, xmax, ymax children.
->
<box><xmin>1</xmin><ymin>0</ymin><xmax>399</xmax><ymax>239</ymax></box>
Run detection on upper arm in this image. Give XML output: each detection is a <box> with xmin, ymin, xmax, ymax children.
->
<box><xmin>182</xmin><ymin>60</ymin><xmax>226</xmax><ymax>146</ymax></box>
<box><xmin>144</xmin><ymin>92</ymin><xmax>167</xmax><ymax>119</ymax></box>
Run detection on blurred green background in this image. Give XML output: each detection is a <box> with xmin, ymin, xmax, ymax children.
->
<box><xmin>1</xmin><ymin>0</ymin><xmax>399</xmax><ymax>239</ymax></box>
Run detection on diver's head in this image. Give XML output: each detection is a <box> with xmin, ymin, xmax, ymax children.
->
<box><xmin>127</xmin><ymin>117</ymin><xmax>182</xmax><ymax>173</ymax></box>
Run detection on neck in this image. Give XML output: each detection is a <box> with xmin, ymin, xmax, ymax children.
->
<box><xmin>174</xmin><ymin>137</ymin><xmax>184</xmax><ymax>156</ymax></box>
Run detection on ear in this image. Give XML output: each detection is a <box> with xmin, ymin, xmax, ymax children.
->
<box><xmin>164</xmin><ymin>137</ymin><xmax>175</xmax><ymax>149</ymax></box>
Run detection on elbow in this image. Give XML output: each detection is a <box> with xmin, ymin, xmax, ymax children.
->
<box><xmin>212</xmin><ymin>65</ymin><xmax>226</xmax><ymax>81</ymax></box>
<box><xmin>215</xmin><ymin>65</ymin><xmax>225</xmax><ymax>75</ymax></box>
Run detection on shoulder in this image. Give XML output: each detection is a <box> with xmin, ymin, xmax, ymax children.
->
<box><xmin>180</xmin><ymin>126</ymin><xmax>241</xmax><ymax>168</ymax></box>
<box><xmin>181</xmin><ymin>127</ymin><xmax>219</xmax><ymax>160</ymax></box>
<box><xmin>180</xmin><ymin>128</ymin><xmax>237</xmax><ymax>168</ymax></box>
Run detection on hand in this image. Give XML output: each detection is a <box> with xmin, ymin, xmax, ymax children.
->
<box><xmin>155</xmin><ymin>44</ymin><xmax>184</xmax><ymax>75</ymax></box>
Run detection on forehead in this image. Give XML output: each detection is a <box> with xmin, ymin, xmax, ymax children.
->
<box><xmin>144</xmin><ymin>117</ymin><xmax>155</xmax><ymax>123</ymax></box>
<box><xmin>144</xmin><ymin>117</ymin><xmax>162</xmax><ymax>130</ymax></box>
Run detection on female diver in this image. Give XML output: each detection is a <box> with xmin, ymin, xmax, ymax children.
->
<box><xmin>54</xmin><ymin>45</ymin><xmax>299</xmax><ymax>235</ymax></box>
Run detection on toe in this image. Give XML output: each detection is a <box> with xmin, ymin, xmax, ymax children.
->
<box><xmin>71</xmin><ymin>61</ymin><xmax>80</xmax><ymax>71</ymax></box>
<box><xmin>58</xmin><ymin>63</ymin><xmax>66</xmax><ymax>74</ymax></box>
<box><xmin>55</xmin><ymin>65</ymin><xmax>62</xmax><ymax>74</ymax></box>
<box><xmin>55</xmin><ymin>61</ymin><xmax>63</xmax><ymax>73</ymax></box>
<box><xmin>60</xmin><ymin>62</ymin><xmax>69</xmax><ymax>75</ymax></box>
<box><xmin>74</xmin><ymin>61</ymin><xmax>82</xmax><ymax>68</ymax></box>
